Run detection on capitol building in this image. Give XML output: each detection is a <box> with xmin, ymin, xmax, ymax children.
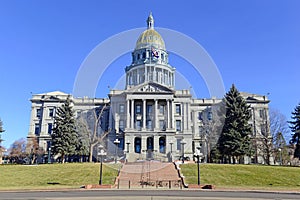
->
<box><xmin>27</xmin><ymin>14</ymin><xmax>271</xmax><ymax>164</ymax></box>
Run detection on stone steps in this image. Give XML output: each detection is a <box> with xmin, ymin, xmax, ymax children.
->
<box><xmin>117</xmin><ymin>161</ymin><xmax>180</xmax><ymax>187</ymax></box>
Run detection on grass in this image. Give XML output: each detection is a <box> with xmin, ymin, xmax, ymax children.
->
<box><xmin>180</xmin><ymin>163</ymin><xmax>300</xmax><ymax>190</ymax></box>
<box><xmin>1</xmin><ymin>163</ymin><xmax>300</xmax><ymax>191</ymax></box>
<box><xmin>0</xmin><ymin>163</ymin><xmax>120</xmax><ymax>190</ymax></box>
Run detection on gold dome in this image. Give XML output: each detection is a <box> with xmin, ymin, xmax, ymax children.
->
<box><xmin>135</xmin><ymin>13</ymin><xmax>165</xmax><ymax>50</ymax></box>
<box><xmin>135</xmin><ymin>29</ymin><xmax>165</xmax><ymax>50</ymax></box>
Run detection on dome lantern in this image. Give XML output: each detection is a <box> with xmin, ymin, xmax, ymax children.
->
<box><xmin>147</xmin><ymin>12</ymin><xmax>154</xmax><ymax>29</ymax></box>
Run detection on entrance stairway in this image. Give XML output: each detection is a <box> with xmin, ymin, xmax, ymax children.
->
<box><xmin>116</xmin><ymin>161</ymin><xmax>182</xmax><ymax>189</ymax></box>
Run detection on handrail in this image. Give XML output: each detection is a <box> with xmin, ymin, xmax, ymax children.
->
<box><xmin>173</xmin><ymin>161</ymin><xmax>188</xmax><ymax>188</ymax></box>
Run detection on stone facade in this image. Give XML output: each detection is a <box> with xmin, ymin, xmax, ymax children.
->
<box><xmin>27</xmin><ymin>14</ymin><xmax>272</xmax><ymax>164</ymax></box>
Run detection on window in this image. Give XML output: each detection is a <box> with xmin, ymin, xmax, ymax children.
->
<box><xmin>136</xmin><ymin>105</ymin><xmax>141</xmax><ymax>114</ymax></box>
<box><xmin>147</xmin><ymin>105</ymin><xmax>153</xmax><ymax>114</ymax></box>
<box><xmin>142</xmin><ymin>52</ymin><xmax>146</xmax><ymax>59</ymax></box>
<box><xmin>159</xmin><ymin>120</ymin><xmax>166</xmax><ymax>131</ymax></box>
<box><xmin>119</xmin><ymin>104</ymin><xmax>125</xmax><ymax>113</ymax></box>
<box><xmin>146</xmin><ymin>120</ymin><xmax>152</xmax><ymax>130</ymax></box>
<box><xmin>176</xmin><ymin>120</ymin><xmax>181</xmax><ymax>131</ymax></box>
<box><xmin>159</xmin><ymin>137</ymin><xmax>166</xmax><ymax>153</ymax></box>
<box><xmin>159</xmin><ymin>104</ymin><xmax>165</xmax><ymax>115</ymax></box>
<box><xmin>119</xmin><ymin>120</ymin><xmax>125</xmax><ymax>131</ymax></box>
<box><xmin>207</xmin><ymin>111</ymin><xmax>212</xmax><ymax>120</ymax></box>
<box><xmin>47</xmin><ymin>123</ymin><xmax>53</xmax><ymax>134</ymax></box>
<box><xmin>175</xmin><ymin>104</ymin><xmax>181</xmax><ymax>115</ymax></box>
<box><xmin>136</xmin><ymin>120</ymin><xmax>141</xmax><ymax>131</ymax></box>
<box><xmin>34</xmin><ymin>123</ymin><xmax>40</xmax><ymax>135</ymax></box>
<box><xmin>49</xmin><ymin>108</ymin><xmax>54</xmax><ymax>117</ymax></box>
<box><xmin>134</xmin><ymin>137</ymin><xmax>141</xmax><ymax>153</ymax></box>
<box><xmin>198</xmin><ymin>112</ymin><xmax>202</xmax><ymax>120</ymax></box>
<box><xmin>36</xmin><ymin>108</ymin><xmax>41</xmax><ymax>118</ymax></box>
<box><xmin>177</xmin><ymin>139</ymin><xmax>182</xmax><ymax>150</ymax></box>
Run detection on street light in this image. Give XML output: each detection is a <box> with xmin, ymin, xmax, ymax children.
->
<box><xmin>126</xmin><ymin>140</ymin><xmax>130</xmax><ymax>153</ymax></box>
<box><xmin>194</xmin><ymin>147</ymin><xmax>202</xmax><ymax>185</ymax></box>
<box><xmin>98</xmin><ymin>145</ymin><xmax>106</xmax><ymax>185</ymax></box>
<box><xmin>48</xmin><ymin>146</ymin><xmax>51</xmax><ymax>164</ymax></box>
<box><xmin>180</xmin><ymin>140</ymin><xmax>186</xmax><ymax>164</ymax></box>
<box><xmin>278</xmin><ymin>148</ymin><xmax>282</xmax><ymax>165</ymax></box>
<box><xmin>169</xmin><ymin>140</ymin><xmax>173</xmax><ymax>153</ymax></box>
<box><xmin>169</xmin><ymin>140</ymin><xmax>173</xmax><ymax>162</ymax></box>
<box><xmin>114</xmin><ymin>138</ymin><xmax>120</xmax><ymax>164</ymax></box>
<box><xmin>30</xmin><ymin>148</ymin><xmax>33</xmax><ymax>165</ymax></box>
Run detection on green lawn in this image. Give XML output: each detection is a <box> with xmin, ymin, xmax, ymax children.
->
<box><xmin>1</xmin><ymin>163</ymin><xmax>300</xmax><ymax>191</ymax></box>
<box><xmin>0</xmin><ymin>163</ymin><xmax>120</xmax><ymax>190</ymax></box>
<box><xmin>180</xmin><ymin>163</ymin><xmax>300</xmax><ymax>190</ymax></box>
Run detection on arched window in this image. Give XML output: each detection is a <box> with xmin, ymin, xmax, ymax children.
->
<box><xmin>134</xmin><ymin>137</ymin><xmax>141</xmax><ymax>153</ymax></box>
<box><xmin>159</xmin><ymin>136</ymin><xmax>166</xmax><ymax>153</ymax></box>
<box><xmin>142</xmin><ymin>52</ymin><xmax>146</xmax><ymax>59</ymax></box>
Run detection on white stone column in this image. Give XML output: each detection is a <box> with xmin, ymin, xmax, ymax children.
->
<box><xmin>183</xmin><ymin>103</ymin><xmax>187</xmax><ymax>131</ymax></box>
<box><xmin>29</xmin><ymin>106</ymin><xmax>36</xmax><ymax>135</ymax></box>
<box><xmin>145</xmin><ymin>66</ymin><xmax>148</xmax><ymax>82</ymax></box>
<box><xmin>142</xmin><ymin>135</ymin><xmax>147</xmax><ymax>154</ymax></box>
<box><xmin>142</xmin><ymin>99</ymin><xmax>146</xmax><ymax>131</ymax></box>
<box><xmin>186</xmin><ymin>103</ymin><xmax>190</xmax><ymax>131</ymax></box>
<box><xmin>126</xmin><ymin>99</ymin><xmax>130</xmax><ymax>129</ymax></box>
<box><xmin>154</xmin><ymin>135</ymin><xmax>159</xmax><ymax>153</ymax></box>
<box><xmin>154</xmin><ymin>99</ymin><xmax>158</xmax><ymax>130</ymax></box>
<box><xmin>166</xmin><ymin>100</ymin><xmax>170</xmax><ymax>129</ymax></box>
<box><xmin>41</xmin><ymin>106</ymin><xmax>47</xmax><ymax>136</ymax></box>
<box><xmin>171</xmin><ymin>101</ymin><xmax>175</xmax><ymax>130</ymax></box>
<box><xmin>131</xmin><ymin>99</ymin><xmax>134</xmax><ymax>129</ymax></box>
<box><xmin>115</xmin><ymin>114</ymin><xmax>119</xmax><ymax>134</ymax></box>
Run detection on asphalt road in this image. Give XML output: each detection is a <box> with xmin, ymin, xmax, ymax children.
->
<box><xmin>0</xmin><ymin>190</ymin><xmax>300</xmax><ymax>200</ymax></box>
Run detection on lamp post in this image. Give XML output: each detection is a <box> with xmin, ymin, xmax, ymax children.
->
<box><xmin>47</xmin><ymin>146</ymin><xmax>51</xmax><ymax>164</ymax></box>
<box><xmin>169</xmin><ymin>140</ymin><xmax>173</xmax><ymax>162</ymax></box>
<box><xmin>278</xmin><ymin>148</ymin><xmax>282</xmax><ymax>165</ymax></box>
<box><xmin>170</xmin><ymin>141</ymin><xmax>173</xmax><ymax>153</ymax></box>
<box><xmin>180</xmin><ymin>140</ymin><xmax>186</xmax><ymax>164</ymax></box>
<box><xmin>98</xmin><ymin>145</ymin><xmax>106</xmax><ymax>185</ymax></box>
<box><xmin>30</xmin><ymin>148</ymin><xmax>33</xmax><ymax>165</ymax></box>
<box><xmin>126</xmin><ymin>140</ymin><xmax>130</xmax><ymax>153</ymax></box>
<box><xmin>194</xmin><ymin>147</ymin><xmax>202</xmax><ymax>185</ymax></box>
<box><xmin>114</xmin><ymin>138</ymin><xmax>120</xmax><ymax>164</ymax></box>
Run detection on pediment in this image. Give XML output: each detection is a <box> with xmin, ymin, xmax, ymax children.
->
<box><xmin>127</xmin><ymin>82</ymin><xmax>174</xmax><ymax>94</ymax></box>
<box><xmin>42</xmin><ymin>95</ymin><xmax>61</xmax><ymax>101</ymax></box>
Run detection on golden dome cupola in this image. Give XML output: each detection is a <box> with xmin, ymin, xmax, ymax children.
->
<box><xmin>125</xmin><ymin>13</ymin><xmax>175</xmax><ymax>90</ymax></box>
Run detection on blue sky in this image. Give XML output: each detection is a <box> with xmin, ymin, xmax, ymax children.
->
<box><xmin>0</xmin><ymin>0</ymin><xmax>299</xmax><ymax>148</ymax></box>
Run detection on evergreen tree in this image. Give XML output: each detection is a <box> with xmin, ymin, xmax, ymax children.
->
<box><xmin>51</xmin><ymin>96</ymin><xmax>78</xmax><ymax>163</ymax></box>
<box><xmin>217</xmin><ymin>84</ymin><xmax>252</xmax><ymax>163</ymax></box>
<box><xmin>289</xmin><ymin>103</ymin><xmax>300</xmax><ymax>159</ymax></box>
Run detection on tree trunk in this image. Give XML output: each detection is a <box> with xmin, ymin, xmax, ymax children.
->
<box><xmin>89</xmin><ymin>143</ymin><xmax>96</xmax><ymax>162</ymax></box>
<box><xmin>61</xmin><ymin>152</ymin><xmax>65</xmax><ymax>163</ymax></box>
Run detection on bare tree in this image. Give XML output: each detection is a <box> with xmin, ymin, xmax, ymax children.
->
<box><xmin>76</xmin><ymin>104</ymin><xmax>110</xmax><ymax>162</ymax></box>
<box><xmin>269</xmin><ymin>108</ymin><xmax>290</xmax><ymax>143</ymax></box>
<box><xmin>267</xmin><ymin>108</ymin><xmax>290</xmax><ymax>164</ymax></box>
<box><xmin>26</xmin><ymin>137</ymin><xmax>44</xmax><ymax>164</ymax></box>
<box><xmin>8</xmin><ymin>138</ymin><xmax>27</xmax><ymax>164</ymax></box>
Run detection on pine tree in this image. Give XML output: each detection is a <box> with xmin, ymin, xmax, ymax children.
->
<box><xmin>289</xmin><ymin>103</ymin><xmax>300</xmax><ymax>159</ymax></box>
<box><xmin>51</xmin><ymin>96</ymin><xmax>78</xmax><ymax>163</ymax></box>
<box><xmin>217</xmin><ymin>84</ymin><xmax>252</xmax><ymax>163</ymax></box>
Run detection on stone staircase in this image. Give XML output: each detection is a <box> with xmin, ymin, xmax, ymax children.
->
<box><xmin>116</xmin><ymin>161</ymin><xmax>182</xmax><ymax>189</ymax></box>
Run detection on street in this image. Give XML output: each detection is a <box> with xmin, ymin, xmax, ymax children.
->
<box><xmin>0</xmin><ymin>190</ymin><xmax>299</xmax><ymax>200</ymax></box>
